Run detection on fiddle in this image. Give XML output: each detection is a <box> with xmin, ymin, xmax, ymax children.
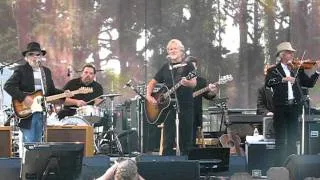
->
<box><xmin>288</xmin><ymin>59</ymin><xmax>318</xmax><ymax>69</ymax></box>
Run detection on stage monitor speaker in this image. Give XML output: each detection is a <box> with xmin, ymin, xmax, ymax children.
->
<box><xmin>117</xmin><ymin>130</ymin><xmax>139</xmax><ymax>154</ymax></box>
<box><xmin>285</xmin><ymin>154</ymin><xmax>320</xmax><ymax>180</ymax></box>
<box><xmin>137</xmin><ymin>160</ymin><xmax>200</xmax><ymax>180</ymax></box>
<box><xmin>46</xmin><ymin>126</ymin><xmax>94</xmax><ymax>157</ymax></box>
<box><xmin>0</xmin><ymin>127</ymin><xmax>11</xmax><ymax>157</ymax></box>
<box><xmin>188</xmin><ymin>147</ymin><xmax>230</xmax><ymax>175</ymax></box>
<box><xmin>263</xmin><ymin>116</ymin><xmax>274</xmax><ymax>140</ymax></box>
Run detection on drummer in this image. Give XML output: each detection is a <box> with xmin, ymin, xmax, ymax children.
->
<box><xmin>57</xmin><ymin>63</ymin><xmax>103</xmax><ymax>119</ymax></box>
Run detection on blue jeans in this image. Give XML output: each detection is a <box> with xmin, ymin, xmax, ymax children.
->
<box><xmin>20</xmin><ymin>112</ymin><xmax>44</xmax><ymax>142</ymax></box>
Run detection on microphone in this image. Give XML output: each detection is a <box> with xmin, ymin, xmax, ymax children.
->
<box><xmin>123</xmin><ymin>79</ymin><xmax>132</xmax><ymax>88</ymax></box>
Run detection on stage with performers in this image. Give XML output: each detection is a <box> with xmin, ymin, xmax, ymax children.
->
<box><xmin>0</xmin><ymin>103</ymin><xmax>320</xmax><ymax>179</ymax></box>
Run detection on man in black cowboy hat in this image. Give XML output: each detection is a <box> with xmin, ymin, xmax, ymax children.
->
<box><xmin>265</xmin><ymin>42</ymin><xmax>320</xmax><ymax>166</ymax></box>
<box><xmin>4</xmin><ymin>42</ymin><xmax>64</xmax><ymax>145</ymax></box>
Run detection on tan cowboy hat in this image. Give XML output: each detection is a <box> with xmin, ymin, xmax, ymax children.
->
<box><xmin>275</xmin><ymin>42</ymin><xmax>296</xmax><ymax>56</ymax></box>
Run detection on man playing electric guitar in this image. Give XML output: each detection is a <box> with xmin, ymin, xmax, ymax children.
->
<box><xmin>4</xmin><ymin>42</ymin><xmax>67</xmax><ymax>144</ymax></box>
<box><xmin>187</xmin><ymin>56</ymin><xmax>218</xmax><ymax>147</ymax></box>
<box><xmin>146</xmin><ymin>39</ymin><xmax>196</xmax><ymax>156</ymax></box>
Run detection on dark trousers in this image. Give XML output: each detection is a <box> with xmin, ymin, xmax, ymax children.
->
<box><xmin>273</xmin><ymin>104</ymin><xmax>300</xmax><ymax>166</ymax></box>
<box><xmin>162</xmin><ymin>104</ymin><xmax>194</xmax><ymax>156</ymax></box>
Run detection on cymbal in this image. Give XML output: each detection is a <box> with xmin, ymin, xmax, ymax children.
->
<box><xmin>101</xmin><ymin>94</ymin><xmax>121</xmax><ymax>98</ymax></box>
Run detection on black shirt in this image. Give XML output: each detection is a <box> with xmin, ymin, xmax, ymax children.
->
<box><xmin>57</xmin><ymin>77</ymin><xmax>103</xmax><ymax>119</ymax></box>
<box><xmin>154</xmin><ymin>61</ymin><xmax>195</xmax><ymax>104</ymax></box>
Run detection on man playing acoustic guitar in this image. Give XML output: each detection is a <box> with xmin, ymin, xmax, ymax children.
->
<box><xmin>5</xmin><ymin>42</ymin><xmax>67</xmax><ymax>143</ymax></box>
<box><xmin>146</xmin><ymin>39</ymin><xmax>196</xmax><ymax>156</ymax></box>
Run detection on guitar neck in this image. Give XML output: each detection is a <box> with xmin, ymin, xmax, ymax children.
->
<box><xmin>193</xmin><ymin>86</ymin><xmax>210</xmax><ymax>97</ymax></box>
<box><xmin>164</xmin><ymin>81</ymin><xmax>182</xmax><ymax>98</ymax></box>
<box><xmin>45</xmin><ymin>89</ymin><xmax>79</xmax><ymax>102</ymax></box>
<box><xmin>193</xmin><ymin>82</ymin><xmax>220</xmax><ymax>98</ymax></box>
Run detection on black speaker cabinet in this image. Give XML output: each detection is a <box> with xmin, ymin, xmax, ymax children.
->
<box><xmin>137</xmin><ymin>160</ymin><xmax>200</xmax><ymax>180</ymax></box>
<box><xmin>0</xmin><ymin>127</ymin><xmax>11</xmax><ymax>157</ymax></box>
<box><xmin>117</xmin><ymin>130</ymin><xmax>139</xmax><ymax>154</ymax></box>
<box><xmin>245</xmin><ymin>141</ymin><xmax>277</xmax><ymax>176</ymax></box>
<box><xmin>46</xmin><ymin>126</ymin><xmax>94</xmax><ymax>157</ymax></box>
<box><xmin>285</xmin><ymin>154</ymin><xmax>320</xmax><ymax>180</ymax></box>
<box><xmin>305</xmin><ymin>121</ymin><xmax>320</xmax><ymax>154</ymax></box>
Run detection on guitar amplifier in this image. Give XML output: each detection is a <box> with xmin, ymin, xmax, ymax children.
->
<box><xmin>0</xmin><ymin>127</ymin><xmax>11</xmax><ymax>157</ymax></box>
<box><xmin>46</xmin><ymin>126</ymin><xmax>94</xmax><ymax>157</ymax></box>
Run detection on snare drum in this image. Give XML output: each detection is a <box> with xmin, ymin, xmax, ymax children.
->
<box><xmin>76</xmin><ymin>105</ymin><xmax>103</xmax><ymax>124</ymax></box>
<box><xmin>61</xmin><ymin>116</ymin><xmax>90</xmax><ymax>126</ymax></box>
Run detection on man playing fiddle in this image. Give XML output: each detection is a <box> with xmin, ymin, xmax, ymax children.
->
<box><xmin>265</xmin><ymin>42</ymin><xmax>320</xmax><ymax>166</ymax></box>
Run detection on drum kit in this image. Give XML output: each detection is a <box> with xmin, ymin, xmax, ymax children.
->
<box><xmin>61</xmin><ymin>93</ymin><xmax>124</xmax><ymax>156</ymax></box>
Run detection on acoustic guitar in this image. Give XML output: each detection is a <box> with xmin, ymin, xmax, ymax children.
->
<box><xmin>12</xmin><ymin>87</ymin><xmax>93</xmax><ymax>119</ymax></box>
<box><xmin>144</xmin><ymin>71</ymin><xmax>197</xmax><ymax>124</ymax></box>
<box><xmin>219</xmin><ymin>105</ymin><xmax>245</xmax><ymax>156</ymax></box>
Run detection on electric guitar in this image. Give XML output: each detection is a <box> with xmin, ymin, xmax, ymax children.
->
<box><xmin>144</xmin><ymin>71</ymin><xmax>197</xmax><ymax>124</ymax></box>
<box><xmin>12</xmin><ymin>87</ymin><xmax>93</xmax><ymax>119</ymax></box>
<box><xmin>193</xmin><ymin>74</ymin><xmax>233</xmax><ymax>98</ymax></box>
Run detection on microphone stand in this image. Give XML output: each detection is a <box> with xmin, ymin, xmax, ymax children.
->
<box><xmin>295</xmin><ymin>77</ymin><xmax>309</xmax><ymax>155</ymax></box>
<box><xmin>37</xmin><ymin>60</ymin><xmax>48</xmax><ymax>143</ymax></box>
<box><xmin>168</xmin><ymin>62</ymin><xmax>181</xmax><ymax>156</ymax></box>
<box><xmin>124</xmin><ymin>81</ymin><xmax>146</xmax><ymax>154</ymax></box>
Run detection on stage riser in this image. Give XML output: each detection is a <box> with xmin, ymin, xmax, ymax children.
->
<box><xmin>0</xmin><ymin>155</ymin><xmax>250</xmax><ymax>179</ymax></box>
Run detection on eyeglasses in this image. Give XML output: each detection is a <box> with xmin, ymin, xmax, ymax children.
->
<box><xmin>27</xmin><ymin>52</ymin><xmax>42</xmax><ymax>57</ymax></box>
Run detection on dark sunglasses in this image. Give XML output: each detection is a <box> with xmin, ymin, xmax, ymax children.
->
<box><xmin>27</xmin><ymin>52</ymin><xmax>42</xmax><ymax>57</ymax></box>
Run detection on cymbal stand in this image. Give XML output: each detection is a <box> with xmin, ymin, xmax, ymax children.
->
<box><xmin>99</xmin><ymin>96</ymin><xmax>123</xmax><ymax>155</ymax></box>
